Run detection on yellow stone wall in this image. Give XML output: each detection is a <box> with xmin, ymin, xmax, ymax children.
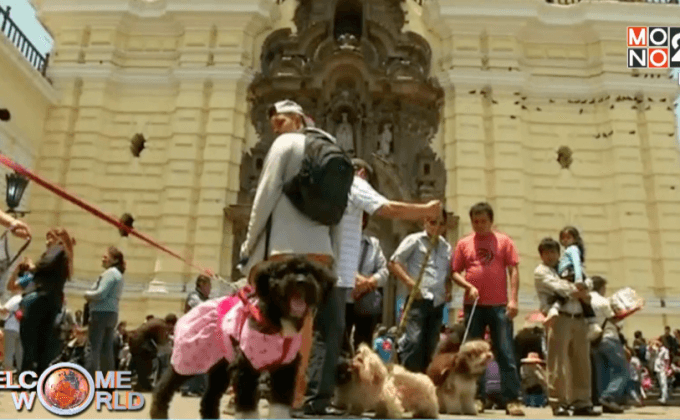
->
<box><xmin>21</xmin><ymin>0</ymin><xmax>680</xmax><ymax>332</ymax></box>
<box><xmin>420</xmin><ymin>0</ymin><xmax>680</xmax><ymax>338</ymax></box>
<box><xmin>26</xmin><ymin>2</ymin><xmax>278</xmax><ymax>290</ymax></box>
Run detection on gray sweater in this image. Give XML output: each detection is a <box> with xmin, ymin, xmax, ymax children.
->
<box><xmin>240</xmin><ymin>131</ymin><xmax>339</xmax><ymax>275</ymax></box>
<box><xmin>85</xmin><ymin>267</ymin><xmax>124</xmax><ymax>313</ymax></box>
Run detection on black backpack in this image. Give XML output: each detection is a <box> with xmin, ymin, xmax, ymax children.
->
<box><xmin>282</xmin><ymin>127</ymin><xmax>354</xmax><ymax>226</ymax></box>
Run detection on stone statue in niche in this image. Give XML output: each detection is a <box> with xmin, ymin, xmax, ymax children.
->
<box><xmin>338</xmin><ymin>33</ymin><xmax>360</xmax><ymax>51</ymax></box>
<box><xmin>377</xmin><ymin>123</ymin><xmax>393</xmax><ymax>157</ymax></box>
<box><xmin>336</xmin><ymin>112</ymin><xmax>355</xmax><ymax>155</ymax></box>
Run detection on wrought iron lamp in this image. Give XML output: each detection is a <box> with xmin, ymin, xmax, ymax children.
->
<box><xmin>5</xmin><ymin>171</ymin><xmax>29</xmax><ymax>215</ymax></box>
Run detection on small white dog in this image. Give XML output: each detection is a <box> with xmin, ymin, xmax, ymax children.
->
<box><xmin>335</xmin><ymin>343</ymin><xmax>405</xmax><ymax>418</ymax></box>
<box><xmin>336</xmin><ymin>343</ymin><xmax>439</xmax><ymax>418</ymax></box>
<box><xmin>387</xmin><ymin>364</ymin><xmax>439</xmax><ymax>418</ymax></box>
<box><xmin>426</xmin><ymin>340</ymin><xmax>493</xmax><ymax>415</ymax></box>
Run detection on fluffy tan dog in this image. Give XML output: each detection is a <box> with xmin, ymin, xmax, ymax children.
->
<box><xmin>335</xmin><ymin>343</ymin><xmax>405</xmax><ymax>418</ymax></box>
<box><xmin>387</xmin><ymin>364</ymin><xmax>440</xmax><ymax>418</ymax></box>
<box><xmin>426</xmin><ymin>340</ymin><xmax>493</xmax><ymax>415</ymax></box>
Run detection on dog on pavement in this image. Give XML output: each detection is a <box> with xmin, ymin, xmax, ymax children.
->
<box><xmin>150</xmin><ymin>257</ymin><xmax>335</xmax><ymax>419</ymax></box>
<box><xmin>426</xmin><ymin>340</ymin><xmax>493</xmax><ymax>415</ymax></box>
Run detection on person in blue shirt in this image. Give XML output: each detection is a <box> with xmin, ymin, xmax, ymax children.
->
<box><xmin>84</xmin><ymin>246</ymin><xmax>125</xmax><ymax>376</ymax></box>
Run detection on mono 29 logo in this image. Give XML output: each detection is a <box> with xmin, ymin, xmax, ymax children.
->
<box><xmin>0</xmin><ymin>363</ymin><xmax>145</xmax><ymax>416</ymax></box>
<box><xmin>627</xmin><ymin>27</ymin><xmax>680</xmax><ymax>68</ymax></box>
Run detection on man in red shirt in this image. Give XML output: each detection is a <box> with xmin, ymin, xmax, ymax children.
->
<box><xmin>451</xmin><ymin>202</ymin><xmax>525</xmax><ymax>416</ymax></box>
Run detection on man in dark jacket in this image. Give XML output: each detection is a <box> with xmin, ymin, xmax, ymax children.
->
<box><xmin>20</xmin><ymin>228</ymin><xmax>75</xmax><ymax>374</ymax></box>
<box><xmin>663</xmin><ymin>326</ymin><xmax>678</xmax><ymax>357</ymax></box>
<box><xmin>127</xmin><ymin>316</ymin><xmax>174</xmax><ymax>392</ymax></box>
<box><xmin>184</xmin><ymin>274</ymin><xmax>211</xmax><ymax>313</ymax></box>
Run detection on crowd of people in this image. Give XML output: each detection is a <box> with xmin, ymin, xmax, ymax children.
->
<box><xmin>0</xmin><ymin>97</ymin><xmax>673</xmax><ymax>419</ymax></box>
<box><xmin>0</xmin><ymin>217</ymin><xmax>179</xmax><ymax>393</ymax></box>
<box><xmin>232</xmin><ymin>99</ymin><xmax>669</xmax><ymax>417</ymax></box>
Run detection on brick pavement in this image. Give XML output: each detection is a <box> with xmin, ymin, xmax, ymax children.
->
<box><xmin>1</xmin><ymin>392</ymin><xmax>679</xmax><ymax>419</ymax></box>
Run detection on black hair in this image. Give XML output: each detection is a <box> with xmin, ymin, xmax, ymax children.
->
<box><xmin>560</xmin><ymin>226</ymin><xmax>586</xmax><ymax>263</ymax></box>
<box><xmin>469</xmin><ymin>202</ymin><xmax>494</xmax><ymax>223</ymax></box>
<box><xmin>164</xmin><ymin>313</ymin><xmax>178</xmax><ymax>326</ymax></box>
<box><xmin>196</xmin><ymin>274</ymin><xmax>211</xmax><ymax>287</ymax></box>
<box><xmin>591</xmin><ymin>275</ymin><xmax>607</xmax><ymax>293</ymax></box>
<box><xmin>538</xmin><ymin>237</ymin><xmax>560</xmax><ymax>255</ymax></box>
<box><xmin>108</xmin><ymin>246</ymin><xmax>126</xmax><ymax>274</ymax></box>
<box><xmin>634</xmin><ymin>330</ymin><xmax>642</xmax><ymax>338</ymax></box>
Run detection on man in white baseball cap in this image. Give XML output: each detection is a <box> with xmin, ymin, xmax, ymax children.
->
<box><xmin>267</xmin><ymin>100</ymin><xmax>314</xmax><ymax>135</ymax></box>
<box><xmin>239</xmin><ymin>99</ymin><xmax>336</xmax><ymax>418</ymax></box>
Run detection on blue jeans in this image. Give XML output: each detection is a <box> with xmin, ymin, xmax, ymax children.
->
<box><xmin>305</xmin><ymin>286</ymin><xmax>346</xmax><ymax>411</ymax></box>
<box><xmin>397</xmin><ymin>300</ymin><xmax>444</xmax><ymax>373</ymax></box>
<box><xmin>592</xmin><ymin>336</ymin><xmax>629</xmax><ymax>404</ymax></box>
<box><xmin>87</xmin><ymin>311</ymin><xmax>118</xmax><ymax>375</ymax></box>
<box><xmin>464</xmin><ymin>304</ymin><xmax>521</xmax><ymax>404</ymax></box>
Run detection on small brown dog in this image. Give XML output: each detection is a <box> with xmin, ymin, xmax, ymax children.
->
<box><xmin>335</xmin><ymin>343</ymin><xmax>405</xmax><ymax>418</ymax></box>
<box><xmin>426</xmin><ymin>340</ymin><xmax>493</xmax><ymax>415</ymax></box>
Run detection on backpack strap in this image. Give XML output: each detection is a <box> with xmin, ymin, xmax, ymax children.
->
<box><xmin>264</xmin><ymin>215</ymin><xmax>272</xmax><ymax>261</ymax></box>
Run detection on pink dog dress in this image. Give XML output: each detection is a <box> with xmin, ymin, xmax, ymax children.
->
<box><xmin>171</xmin><ymin>287</ymin><xmax>302</xmax><ymax>375</ymax></box>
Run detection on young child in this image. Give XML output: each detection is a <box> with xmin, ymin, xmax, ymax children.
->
<box><xmin>520</xmin><ymin>353</ymin><xmax>548</xmax><ymax>407</ymax></box>
<box><xmin>652</xmin><ymin>339</ymin><xmax>670</xmax><ymax>405</ymax></box>
<box><xmin>544</xmin><ymin>226</ymin><xmax>597</xmax><ymax>327</ymax></box>
<box><xmin>627</xmin><ymin>347</ymin><xmax>644</xmax><ymax>406</ymax></box>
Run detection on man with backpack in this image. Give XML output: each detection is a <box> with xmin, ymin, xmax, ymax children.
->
<box><xmin>239</xmin><ymin>99</ymin><xmax>347</xmax><ymax>279</ymax></box>
<box><xmin>239</xmin><ymin>99</ymin><xmax>352</xmax><ymax>417</ymax></box>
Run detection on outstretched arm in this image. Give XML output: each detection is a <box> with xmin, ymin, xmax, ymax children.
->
<box><xmin>374</xmin><ymin>200</ymin><xmax>441</xmax><ymax>221</ymax></box>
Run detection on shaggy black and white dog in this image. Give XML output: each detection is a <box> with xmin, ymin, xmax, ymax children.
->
<box><xmin>150</xmin><ymin>257</ymin><xmax>335</xmax><ymax>419</ymax></box>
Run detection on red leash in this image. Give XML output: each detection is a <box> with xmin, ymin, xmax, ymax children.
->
<box><xmin>0</xmin><ymin>154</ymin><xmax>213</xmax><ymax>276</ymax></box>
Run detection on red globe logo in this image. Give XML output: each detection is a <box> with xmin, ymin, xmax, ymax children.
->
<box><xmin>37</xmin><ymin>363</ymin><xmax>95</xmax><ymax>416</ymax></box>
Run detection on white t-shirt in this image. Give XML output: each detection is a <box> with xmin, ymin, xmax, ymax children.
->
<box><xmin>2</xmin><ymin>294</ymin><xmax>22</xmax><ymax>332</ymax></box>
<box><xmin>630</xmin><ymin>357</ymin><xmax>641</xmax><ymax>381</ymax></box>
<box><xmin>336</xmin><ymin>176</ymin><xmax>388</xmax><ymax>289</ymax></box>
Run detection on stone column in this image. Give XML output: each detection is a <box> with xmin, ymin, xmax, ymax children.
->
<box><xmin>153</xmin><ymin>80</ymin><xmax>207</xmax><ymax>287</ymax></box>
<box><xmin>446</xmin><ymin>85</ymin><xmax>488</xmax><ymax>234</ymax></box>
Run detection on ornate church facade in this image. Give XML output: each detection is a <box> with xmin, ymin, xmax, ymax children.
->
<box><xmin>7</xmin><ymin>0</ymin><xmax>680</xmax><ymax>331</ymax></box>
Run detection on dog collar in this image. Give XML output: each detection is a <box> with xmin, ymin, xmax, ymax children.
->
<box><xmin>236</xmin><ymin>286</ymin><xmax>312</xmax><ymax>334</ymax></box>
<box><xmin>236</xmin><ymin>287</ymin><xmax>283</xmax><ymax>334</ymax></box>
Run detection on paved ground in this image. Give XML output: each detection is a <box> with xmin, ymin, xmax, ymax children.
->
<box><xmin>2</xmin><ymin>392</ymin><xmax>680</xmax><ymax>419</ymax></box>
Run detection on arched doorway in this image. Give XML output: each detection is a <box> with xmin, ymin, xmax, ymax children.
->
<box><xmin>226</xmin><ymin>0</ymin><xmax>456</xmax><ymax>326</ymax></box>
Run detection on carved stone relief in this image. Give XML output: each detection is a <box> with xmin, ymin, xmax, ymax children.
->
<box><xmin>227</xmin><ymin>0</ymin><xmax>451</xmax><ymax>323</ymax></box>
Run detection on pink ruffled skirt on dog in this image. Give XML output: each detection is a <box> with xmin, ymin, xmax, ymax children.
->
<box><xmin>171</xmin><ymin>293</ymin><xmax>302</xmax><ymax>375</ymax></box>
